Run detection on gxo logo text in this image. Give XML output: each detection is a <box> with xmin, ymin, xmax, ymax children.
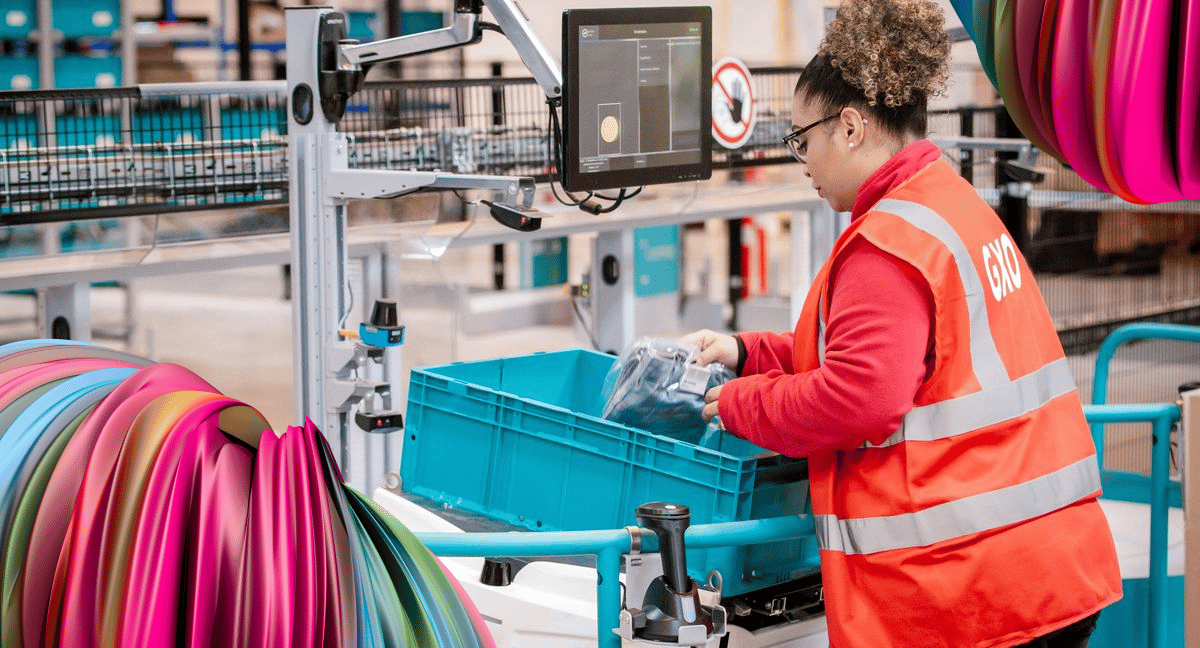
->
<box><xmin>982</xmin><ymin>233</ymin><xmax>1022</xmax><ymax>301</ymax></box>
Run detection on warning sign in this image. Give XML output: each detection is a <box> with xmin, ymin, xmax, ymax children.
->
<box><xmin>712</xmin><ymin>57</ymin><xmax>756</xmax><ymax>149</ymax></box>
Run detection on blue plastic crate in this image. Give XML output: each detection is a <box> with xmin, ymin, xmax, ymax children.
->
<box><xmin>0</xmin><ymin>112</ymin><xmax>37</xmax><ymax>149</ymax></box>
<box><xmin>220</xmin><ymin>107</ymin><xmax>285</xmax><ymax>142</ymax></box>
<box><xmin>53</xmin><ymin>54</ymin><xmax>121</xmax><ymax>89</ymax></box>
<box><xmin>0</xmin><ymin>0</ymin><xmax>36</xmax><ymax>38</ymax></box>
<box><xmin>56</xmin><ymin>113</ymin><xmax>121</xmax><ymax>147</ymax></box>
<box><xmin>0</xmin><ymin>56</ymin><xmax>38</xmax><ymax>91</ymax></box>
<box><xmin>402</xmin><ymin>349</ymin><xmax>819</xmax><ymax>596</ymax></box>
<box><xmin>52</xmin><ymin>0</ymin><xmax>119</xmax><ymax>38</ymax></box>
<box><xmin>133</xmin><ymin>108</ymin><xmax>203</xmax><ymax>144</ymax></box>
<box><xmin>346</xmin><ymin>10</ymin><xmax>376</xmax><ymax>41</ymax></box>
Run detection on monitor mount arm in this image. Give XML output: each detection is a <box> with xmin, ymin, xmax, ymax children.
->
<box><xmin>321</xmin><ymin>0</ymin><xmax>561</xmax><ymax>124</ymax></box>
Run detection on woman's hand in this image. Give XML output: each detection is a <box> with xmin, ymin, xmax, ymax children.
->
<box><xmin>701</xmin><ymin>384</ymin><xmax>723</xmax><ymax>422</ymax></box>
<box><xmin>679</xmin><ymin>329</ymin><xmax>739</xmax><ymax>371</ymax></box>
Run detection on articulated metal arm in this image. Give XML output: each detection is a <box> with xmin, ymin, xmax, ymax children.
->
<box><xmin>340</xmin><ymin>10</ymin><xmax>482</xmax><ymax>65</ymax></box>
<box><xmin>337</xmin><ymin>0</ymin><xmax>561</xmax><ymax>100</ymax></box>
<box><xmin>481</xmin><ymin>0</ymin><xmax>562</xmax><ymax>99</ymax></box>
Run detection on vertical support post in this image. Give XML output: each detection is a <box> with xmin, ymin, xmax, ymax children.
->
<box><xmin>1149</xmin><ymin>412</ymin><xmax>1172</xmax><ymax>648</ymax></box>
<box><xmin>286</xmin><ymin>5</ymin><xmax>357</xmax><ymax>485</ymax></box>
<box><xmin>37</xmin><ymin>0</ymin><xmax>52</xmax><ymax>88</ymax></box>
<box><xmin>995</xmin><ymin>108</ymin><xmax>1029</xmax><ymax>251</ymax></box>
<box><xmin>959</xmin><ymin>109</ymin><xmax>974</xmax><ymax>184</ymax></box>
<box><xmin>727</xmin><ymin>218</ymin><xmax>743</xmax><ymax>330</ymax></box>
<box><xmin>591</xmin><ymin>229</ymin><xmax>635</xmax><ymax>355</ymax></box>
<box><xmin>596</xmin><ymin>545</ymin><xmax>623</xmax><ymax>648</ymax></box>
<box><xmin>121</xmin><ymin>0</ymin><xmax>136</xmax><ymax>86</ymax></box>
<box><xmin>808</xmin><ymin>202</ymin><xmax>840</xmax><ymax>281</ymax></box>
<box><xmin>1184</xmin><ymin>388</ymin><xmax>1200</xmax><ymax>648</ymax></box>
<box><xmin>789</xmin><ymin>208</ymin><xmax>809</xmax><ymax>326</ymax></box>
<box><xmin>237</xmin><ymin>0</ymin><xmax>252</xmax><ymax>80</ymax></box>
<box><xmin>490</xmin><ymin>61</ymin><xmax>506</xmax><ymax>290</ymax></box>
<box><xmin>41</xmin><ymin>284</ymin><xmax>91</xmax><ymax>342</ymax></box>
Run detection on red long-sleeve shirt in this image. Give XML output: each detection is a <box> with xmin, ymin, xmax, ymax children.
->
<box><xmin>717</xmin><ymin>140</ymin><xmax>944</xmax><ymax>457</ymax></box>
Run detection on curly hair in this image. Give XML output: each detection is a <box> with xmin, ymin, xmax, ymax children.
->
<box><xmin>821</xmin><ymin>0</ymin><xmax>950</xmax><ymax>107</ymax></box>
<box><xmin>795</xmin><ymin>0</ymin><xmax>950</xmax><ymax>136</ymax></box>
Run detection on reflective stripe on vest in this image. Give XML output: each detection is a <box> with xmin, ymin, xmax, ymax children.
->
<box><xmin>811</xmin><ymin>199</ymin><xmax>1079</xmax><ymax>449</ymax></box>
<box><xmin>815</xmin><ymin>199</ymin><xmax>1008</xmax><ymax>388</ymax></box>
<box><xmin>867</xmin><ymin>357</ymin><xmax>1078</xmax><ymax>448</ymax></box>
<box><xmin>814</xmin><ymin>455</ymin><xmax>1101</xmax><ymax>554</ymax></box>
<box><xmin>811</xmin><ymin>198</ymin><xmax>1099</xmax><ymax>554</ymax></box>
<box><xmin>873</xmin><ymin>199</ymin><xmax>1009</xmax><ymax>390</ymax></box>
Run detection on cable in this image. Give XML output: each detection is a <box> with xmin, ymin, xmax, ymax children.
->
<box><xmin>134</xmin><ymin>215</ymin><xmax>161</xmax><ymax>266</ymax></box>
<box><xmin>569</xmin><ymin>290</ymin><xmax>601</xmax><ymax>350</ymax></box>
<box><xmin>451</xmin><ymin>188</ymin><xmax>481</xmax><ymax>205</ymax></box>
<box><xmin>546</xmin><ymin>100</ymin><xmax>593</xmax><ymax>207</ymax></box>
<box><xmin>339</xmin><ymin>271</ymin><xmax>355</xmax><ymax>332</ymax></box>
<box><xmin>543</xmin><ymin>100</ymin><xmax>642</xmax><ymax>214</ymax></box>
<box><xmin>595</xmin><ymin>187</ymin><xmax>642</xmax><ymax>201</ymax></box>
<box><xmin>587</xmin><ymin>188</ymin><xmax>627</xmax><ymax>214</ymax></box>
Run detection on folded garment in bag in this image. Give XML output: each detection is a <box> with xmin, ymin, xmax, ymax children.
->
<box><xmin>602</xmin><ymin>338</ymin><xmax>735</xmax><ymax>445</ymax></box>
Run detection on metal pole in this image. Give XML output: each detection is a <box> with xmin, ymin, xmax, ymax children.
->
<box><xmin>995</xmin><ymin>108</ymin><xmax>1028</xmax><ymax>251</ymax></box>
<box><xmin>959</xmin><ymin>109</ymin><xmax>974</xmax><ymax>185</ymax></box>
<box><xmin>591</xmin><ymin>229</ymin><xmax>635</xmax><ymax>355</ymax></box>
<box><xmin>1149</xmin><ymin>412</ymin><xmax>1172</xmax><ymax>648</ymax></box>
<box><xmin>491</xmin><ymin>61</ymin><xmax>505</xmax><ymax>290</ymax></box>
<box><xmin>727</xmin><ymin>217</ymin><xmax>743</xmax><ymax>330</ymax></box>
<box><xmin>1183</xmin><ymin>388</ymin><xmax>1200</xmax><ymax>648</ymax></box>
<box><xmin>286</xmin><ymin>6</ymin><xmax>357</xmax><ymax>485</ymax></box>
<box><xmin>237</xmin><ymin>0</ymin><xmax>252</xmax><ymax>80</ymax></box>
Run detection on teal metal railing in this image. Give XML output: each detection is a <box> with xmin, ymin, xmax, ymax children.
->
<box><xmin>1087</xmin><ymin>322</ymin><xmax>1200</xmax><ymax>648</ymax></box>
<box><xmin>417</xmin><ymin>515</ymin><xmax>816</xmax><ymax>648</ymax></box>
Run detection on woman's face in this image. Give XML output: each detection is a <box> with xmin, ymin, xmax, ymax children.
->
<box><xmin>791</xmin><ymin>93</ymin><xmax>857</xmax><ymax>212</ymax></box>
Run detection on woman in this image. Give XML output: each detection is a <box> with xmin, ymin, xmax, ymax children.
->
<box><xmin>683</xmin><ymin>0</ymin><xmax>1121</xmax><ymax>646</ymax></box>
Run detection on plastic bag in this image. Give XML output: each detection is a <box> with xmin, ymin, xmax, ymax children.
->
<box><xmin>601</xmin><ymin>338</ymin><xmax>735</xmax><ymax>445</ymax></box>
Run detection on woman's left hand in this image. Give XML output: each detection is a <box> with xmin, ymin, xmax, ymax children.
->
<box><xmin>701</xmin><ymin>384</ymin><xmax>723</xmax><ymax>422</ymax></box>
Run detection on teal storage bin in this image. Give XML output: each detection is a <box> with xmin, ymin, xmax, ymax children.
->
<box><xmin>54</xmin><ymin>54</ymin><xmax>121</xmax><ymax>89</ymax></box>
<box><xmin>52</xmin><ymin>0</ymin><xmax>119</xmax><ymax>38</ymax></box>
<box><xmin>0</xmin><ymin>0</ymin><xmax>36</xmax><ymax>39</ymax></box>
<box><xmin>0</xmin><ymin>112</ymin><xmax>37</xmax><ymax>149</ymax></box>
<box><xmin>220</xmin><ymin>107</ymin><xmax>285</xmax><ymax>142</ymax></box>
<box><xmin>401</xmin><ymin>349</ymin><xmax>819</xmax><ymax>596</ymax></box>
<box><xmin>56</xmin><ymin>112</ymin><xmax>121</xmax><ymax>147</ymax></box>
<box><xmin>133</xmin><ymin>107</ymin><xmax>202</xmax><ymax>144</ymax></box>
<box><xmin>0</xmin><ymin>56</ymin><xmax>38</xmax><ymax>91</ymax></box>
<box><xmin>401</xmin><ymin>10</ymin><xmax>442</xmax><ymax>35</ymax></box>
<box><xmin>346</xmin><ymin>10</ymin><xmax>376</xmax><ymax>41</ymax></box>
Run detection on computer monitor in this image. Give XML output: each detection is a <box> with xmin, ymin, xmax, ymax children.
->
<box><xmin>560</xmin><ymin>7</ymin><xmax>712</xmax><ymax>193</ymax></box>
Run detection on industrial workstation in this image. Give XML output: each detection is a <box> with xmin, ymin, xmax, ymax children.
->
<box><xmin>0</xmin><ymin>0</ymin><xmax>1197</xmax><ymax>646</ymax></box>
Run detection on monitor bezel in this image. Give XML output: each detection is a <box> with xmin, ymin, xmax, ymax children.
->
<box><xmin>560</xmin><ymin>6</ymin><xmax>712</xmax><ymax>193</ymax></box>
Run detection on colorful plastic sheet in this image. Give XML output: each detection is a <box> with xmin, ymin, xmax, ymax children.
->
<box><xmin>0</xmin><ymin>340</ymin><xmax>494</xmax><ymax>648</ymax></box>
<box><xmin>951</xmin><ymin>0</ymin><xmax>1200</xmax><ymax>202</ymax></box>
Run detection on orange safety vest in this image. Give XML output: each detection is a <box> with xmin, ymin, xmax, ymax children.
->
<box><xmin>792</xmin><ymin>160</ymin><xmax>1122</xmax><ymax>648</ymax></box>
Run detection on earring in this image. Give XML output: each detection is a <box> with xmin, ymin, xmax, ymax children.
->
<box><xmin>848</xmin><ymin>142</ymin><xmax>855</xmax><ymax>148</ymax></box>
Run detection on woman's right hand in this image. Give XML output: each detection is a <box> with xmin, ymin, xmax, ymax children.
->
<box><xmin>679</xmin><ymin>329</ymin><xmax>739</xmax><ymax>371</ymax></box>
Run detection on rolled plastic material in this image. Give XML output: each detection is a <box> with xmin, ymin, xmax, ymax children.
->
<box><xmin>0</xmin><ymin>340</ymin><xmax>495</xmax><ymax>648</ymax></box>
<box><xmin>1177</xmin><ymin>2</ymin><xmax>1200</xmax><ymax>198</ymax></box>
<box><xmin>970</xmin><ymin>0</ymin><xmax>1199</xmax><ymax>203</ymax></box>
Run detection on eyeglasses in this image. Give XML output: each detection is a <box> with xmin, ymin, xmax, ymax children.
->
<box><xmin>781</xmin><ymin>112</ymin><xmax>840</xmax><ymax>164</ymax></box>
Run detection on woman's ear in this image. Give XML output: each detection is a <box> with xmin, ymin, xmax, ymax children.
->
<box><xmin>839</xmin><ymin>107</ymin><xmax>867</xmax><ymax>149</ymax></box>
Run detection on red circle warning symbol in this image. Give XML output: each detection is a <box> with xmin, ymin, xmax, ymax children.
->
<box><xmin>712</xmin><ymin>57</ymin><xmax>756</xmax><ymax>149</ymax></box>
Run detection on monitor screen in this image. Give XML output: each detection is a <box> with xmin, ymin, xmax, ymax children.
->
<box><xmin>560</xmin><ymin>7</ymin><xmax>712</xmax><ymax>193</ymax></box>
